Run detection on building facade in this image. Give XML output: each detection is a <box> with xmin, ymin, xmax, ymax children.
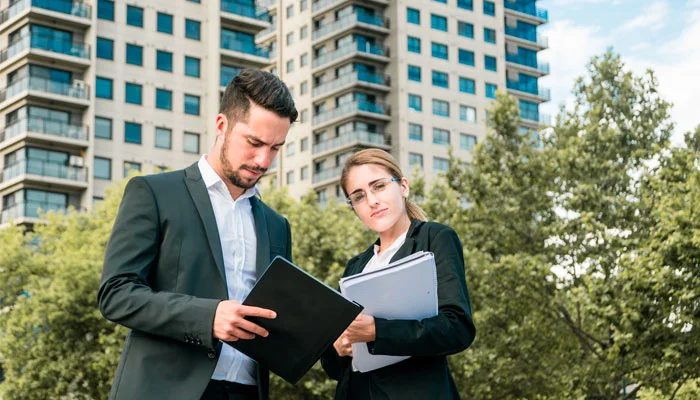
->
<box><xmin>0</xmin><ymin>0</ymin><xmax>548</xmax><ymax>225</ymax></box>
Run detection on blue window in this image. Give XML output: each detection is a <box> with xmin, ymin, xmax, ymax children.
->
<box><xmin>431</xmin><ymin>42</ymin><xmax>448</xmax><ymax>60</ymax></box>
<box><xmin>432</xmin><ymin>70</ymin><xmax>448</xmax><ymax>88</ymax></box>
<box><xmin>484</xmin><ymin>1</ymin><xmax>495</xmax><ymax>16</ymax></box>
<box><xmin>485</xmin><ymin>55</ymin><xmax>497</xmax><ymax>71</ymax></box>
<box><xmin>155</xmin><ymin>127</ymin><xmax>172</xmax><ymax>149</ymax></box>
<box><xmin>95</xmin><ymin>76</ymin><xmax>113</xmax><ymax>99</ymax></box>
<box><xmin>409</xmin><ymin>123</ymin><xmax>422</xmax><ymax>141</ymax></box>
<box><xmin>433</xmin><ymin>128</ymin><xmax>450</xmax><ymax>145</ymax></box>
<box><xmin>408</xmin><ymin>65</ymin><xmax>421</xmax><ymax>82</ymax></box>
<box><xmin>459</xmin><ymin>77</ymin><xmax>476</xmax><ymax>94</ymax></box>
<box><xmin>123</xmin><ymin>161</ymin><xmax>141</xmax><ymax>177</ymax></box>
<box><xmin>127</xmin><ymin>5</ymin><xmax>143</xmax><ymax>27</ymax></box>
<box><xmin>185</xmin><ymin>56</ymin><xmax>201</xmax><ymax>77</ymax></box>
<box><xmin>486</xmin><ymin>83</ymin><xmax>497</xmax><ymax>99</ymax></box>
<box><xmin>96</xmin><ymin>37</ymin><xmax>113</xmax><ymax>60</ymax></box>
<box><xmin>157</xmin><ymin>12</ymin><xmax>173</xmax><ymax>34</ymax></box>
<box><xmin>519</xmin><ymin>99</ymin><xmax>539</xmax><ymax>121</ymax></box>
<box><xmin>408</xmin><ymin>94</ymin><xmax>422</xmax><ymax>111</ymax></box>
<box><xmin>124</xmin><ymin>122</ymin><xmax>142</xmax><ymax>144</ymax></box>
<box><xmin>94</xmin><ymin>157</ymin><xmax>111</xmax><ymax>179</ymax></box>
<box><xmin>484</xmin><ymin>28</ymin><xmax>496</xmax><ymax>44</ymax></box>
<box><xmin>156</xmin><ymin>89</ymin><xmax>172</xmax><ymax>110</ymax></box>
<box><xmin>97</xmin><ymin>0</ymin><xmax>114</xmax><ymax>21</ymax></box>
<box><xmin>125</xmin><ymin>83</ymin><xmax>142</xmax><ymax>105</ymax></box>
<box><xmin>185</xmin><ymin>19</ymin><xmax>201</xmax><ymax>40</ymax></box>
<box><xmin>157</xmin><ymin>50</ymin><xmax>173</xmax><ymax>72</ymax></box>
<box><xmin>460</xmin><ymin>133</ymin><xmax>477</xmax><ymax>151</ymax></box>
<box><xmin>432</xmin><ymin>99</ymin><xmax>449</xmax><ymax>117</ymax></box>
<box><xmin>459</xmin><ymin>49</ymin><xmax>474</xmax><ymax>66</ymax></box>
<box><xmin>434</xmin><ymin>0</ymin><xmax>447</xmax><ymax>3</ymax></box>
<box><xmin>458</xmin><ymin>21</ymin><xmax>474</xmax><ymax>38</ymax></box>
<box><xmin>126</xmin><ymin>44</ymin><xmax>143</xmax><ymax>66</ymax></box>
<box><xmin>458</xmin><ymin>0</ymin><xmax>473</xmax><ymax>10</ymax></box>
<box><xmin>95</xmin><ymin>117</ymin><xmax>112</xmax><ymax>139</ymax></box>
<box><xmin>184</xmin><ymin>132</ymin><xmax>200</xmax><ymax>153</ymax></box>
<box><xmin>221</xmin><ymin>64</ymin><xmax>243</xmax><ymax>86</ymax></box>
<box><xmin>407</xmin><ymin>7</ymin><xmax>420</xmax><ymax>24</ymax></box>
<box><xmin>431</xmin><ymin>14</ymin><xmax>447</xmax><ymax>31</ymax></box>
<box><xmin>407</xmin><ymin>36</ymin><xmax>421</xmax><ymax>53</ymax></box>
<box><xmin>184</xmin><ymin>94</ymin><xmax>200</xmax><ymax>115</ymax></box>
<box><xmin>434</xmin><ymin>157</ymin><xmax>449</xmax><ymax>172</ymax></box>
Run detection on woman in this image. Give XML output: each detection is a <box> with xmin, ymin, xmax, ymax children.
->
<box><xmin>321</xmin><ymin>149</ymin><xmax>476</xmax><ymax>400</ymax></box>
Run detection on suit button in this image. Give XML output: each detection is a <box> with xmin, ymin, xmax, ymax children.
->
<box><xmin>208</xmin><ymin>349</ymin><xmax>217</xmax><ymax>359</ymax></box>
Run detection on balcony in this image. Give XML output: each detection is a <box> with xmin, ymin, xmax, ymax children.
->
<box><xmin>520</xmin><ymin>109</ymin><xmax>551</xmax><ymax>126</ymax></box>
<box><xmin>505</xmin><ymin>26</ymin><xmax>548</xmax><ymax>48</ymax></box>
<box><xmin>0</xmin><ymin>34</ymin><xmax>90</xmax><ymax>67</ymax></box>
<box><xmin>313</xmin><ymin>101</ymin><xmax>389</xmax><ymax>127</ymax></box>
<box><xmin>220</xmin><ymin>38</ymin><xmax>271</xmax><ymax>67</ymax></box>
<box><xmin>312</xmin><ymin>41</ymin><xmax>389</xmax><ymax>70</ymax></box>
<box><xmin>313</xmin><ymin>130</ymin><xmax>390</xmax><ymax>156</ymax></box>
<box><xmin>312</xmin><ymin>11</ymin><xmax>389</xmax><ymax>42</ymax></box>
<box><xmin>0</xmin><ymin>116</ymin><xmax>88</xmax><ymax>149</ymax></box>
<box><xmin>1</xmin><ymin>159</ymin><xmax>87</xmax><ymax>189</ymax></box>
<box><xmin>313</xmin><ymin>164</ymin><xmax>343</xmax><ymax>184</ymax></box>
<box><xmin>504</xmin><ymin>1</ymin><xmax>548</xmax><ymax>23</ymax></box>
<box><xmin>313</xmin><ymin>70</ymin><xmax>389</xmax><ymax>98</ymax></box>
<box><xmin>221</xmin><ymin>0</ymin><xmax>271</xmax><ymax>30</ymax></box>
<box><xmin>506</xmin><ymin>53</ymin><xmax>550</xmax><ymax>76</ymax></box>
<box><xmin>312</xmin><ymin>0</ymin><xmax>388</xmax><ymax>14</ymax></box>
<box><xmin>256</xmin><ymin>23</ymin><xmax>277</xmax><ymax>43</ymax></box>
<box><xmin>0</xmin><ymin>0</ymin><xmax>91</xmax><ymax>28</ymax></box>
<box><xmin>0</xmin><ymin>76</ymin><xmax>89</xmax><ymax>107</ymax></box>
<box><xmin>506</xmin><ymin>80</ymin><xmax>551</xmax><ymax>102</ymax></box>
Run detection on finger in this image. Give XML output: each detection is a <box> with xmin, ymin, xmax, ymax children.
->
<box><xmin>228</xmin><ymin>326</ymin><xmax>256</xmax><ymax>340</ymax></box>
<box><xmin>233</xmin><ymin>319</ymin><xmax>269</xmax><ymax>337</ymax></box>
<box><xmin>237</xmin><ymin>305</ymin><xmax>277</xmax><ymax>319</ymax></box>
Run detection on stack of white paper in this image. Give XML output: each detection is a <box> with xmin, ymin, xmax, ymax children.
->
<box><xmin>339</xmin><ymin>251</ymin><xmax>438</xmax><ymax>372</ymax></box>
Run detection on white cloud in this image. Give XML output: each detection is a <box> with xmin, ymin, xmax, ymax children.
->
<box><xmin>617</xmin><ymin>1</ymin><xmax>669</xmax><ymax>32</ymax></box>
<box><xmin>550</xmin><ymin>0</ymin><xmax>629</xmax><ymax>5</ymax></box>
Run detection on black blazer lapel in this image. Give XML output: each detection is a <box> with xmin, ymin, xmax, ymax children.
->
<box><xmin>389</xmin><ymin>218</ymin><xmax>423</xmax><ymax>263</ymax></box>
<box><xmin>345</xmin><ymin>246</ymin><xmax>374</xmax><ymax>278</ymax></box>
<box><xmin>250</xmin><ymin>196</ymin><xmax>271</xmax><ymax>278</ymax></box>
<box><xmin>183</xmin><ymin>163</ymin><xmax>227</xmax><ymax>284</ymax></box>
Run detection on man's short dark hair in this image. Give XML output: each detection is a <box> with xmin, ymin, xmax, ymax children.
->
<box><xmin>219</xmin><ymin>69</ymin><xmax>298</xmax><ymax>126</ymax></box>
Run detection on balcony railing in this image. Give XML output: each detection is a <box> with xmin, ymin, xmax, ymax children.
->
<box><xmin>0</xmin><ymin>116</ymin><xmax>88</xmax><ymax>143</ymax></box>
<box><xmin>312</xmin><ymin>0</ymin><xmax>343</xmax><ymax>12</ymax></box>
<box><xmin>313</xmin><ymin>101</ymin><xmax>386</xmax><ymax>125</ymax></box>
<box><xmin>0</xmin><ymin>34</ymin><xmax>90</xmax><ymax>63</ymax></box>
<box><xmin>1</xmin><ymin>159</ymin><xmax>87</xmax><ymax>183</ymax></box>
<box><xmin>312</xmin><ymin>41</ymin><xmax>386</xmax><ymax>69</ymax></box>
<box><xmin>505</xmin><ymin>26</ymin><xmax>548</xmax><ymax>47</ymax></box>
<box><xmin>221</xmin><ymin>0</ymin><xmax>271</xmax><ymax>21</ymax></box>
<box><xmin>313</xmin><ymin>165</ymin><xmax>343</xmax><ymax>183</ymax></box>
<box><xmin>221</xmin><ymin>38</ymin><xmax>270</xmax><ymax>58</ymax></box>
<box><xmin>506</xmin><ymin>53</ymin><xmax>550</xmax><ymax>74</ymax></box>
<box><xmin>257</xmin><ymin>23</ymin><xmax>277</xmax><ymax>39</ymax></box>
<box><xmin>1</xmin><ymin>201</ymin><xmax>67</xmax><ymax>223</ymax></box>
<box><xmin>506</xmin><ymin>81</ymin><xmax>551</xmax><ymax>100</ymax></box>
<box><xmin>313</xmin><ymin>70</ymin><xmax>387</xmax><ymax>97</ymax></box>
<box><xmin>504</xmin><ymin>1</ymin><xmax>548</xmax><ymax>21</ymax></box>
<box><xmin>0</xmin><ymin>0</ymin><xmax>91</xmax><ymax>24</ymax></box>
<box><xmin>521</xmin><ymin>109</ymin><xmax>551</xmax><ymax>125</ymax></box>
<box><xmin>313</xmin><ymin>130</ymin><xmax>388</xmax><ymax>154</ymax></box>
<box><xmin>312</xmin><ymin>11</ymin><xmax>387</xmax><ymax>41</ymax></box>
<box><xmin>0</xmin><ymin>76</ymin><xmax>89</xmax><ymax>103</ymax></box>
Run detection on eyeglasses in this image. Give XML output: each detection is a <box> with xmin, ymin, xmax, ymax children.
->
<box><xmin>346</xmin><ymin>177</ymin><xmax>401</xmax><ymax>207</ymax></box>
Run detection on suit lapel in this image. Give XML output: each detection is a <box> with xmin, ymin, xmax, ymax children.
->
<box><xmin>345</xmin><ymin>246</ymin><xmax>374</xmax><ymax>278</ymax></box>
<box><xmin>250</xmin><ymin>196</ymin><xmax>271</xmax><ymax>278</ymax></box>
<box><xmin>183</xmin><ymin>163</ymin><xmax>227</xmax><ymax>284</ymax></box>
<box><xmin>389</xmin><ymin>218</ymin><xmax>423</xmax><ymax>263</ymax></box>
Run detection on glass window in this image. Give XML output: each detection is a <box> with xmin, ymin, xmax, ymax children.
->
<box><xmin>95</xmin><ymin>76</ymin><xmax>113</xmax><ymax>99</ymax></box>
<box><xmin>95</xmin><ymin>117</ymin><xmax>112</xmax><ymax>139</ymax></box>
<box><xmin>286</xmin><ymin>59</ymin><xmax>294</xmax><ymax>73</ymax></box>
<box><xmin>286</xmin><ymin>5</ymin><xmax>294</xmax><ymax>18</ymax></box>
<box><xmin>301</xmin><ymin>138</ymin><xmax>309</xmax><ymax>151</ymax></box>
<box><xmin>486</xmin><ymin>83</ymin><xmax>497</xmax><ymax>99</ymax></box>
<box><xmin>432</xmin><ymin>70</ymin><xmax>449</xmax><ymax>88</ymax></box>
<box><xmin>431</xmin><ymin>42</ymin><xmax>448</xmax><ymax>60</ymax></box>
<box><xmin>459</xmin><ymin>49</ymin><xmax>475</xmax><ymax>66</ymax></box>
<box><xmin>409</xmin><ymin>123</ymin><xmax>422</xmax><ymax>141</ymax></box>
<box><xmin>185</xmin><ymin>19</ymin><xmax>201</xmax><ymax>40</ymax></box>
<box><xmin>156</xmin><ymin>89</ymin><xmax>172</xmax><ymax>110</ymax></box>
<box><xmin>430</xmin><ymin>14</ymin><xmax>447</xmax><ymax>31</ymax></box>
<box><xmin>97</xmin><ymin>0</ymin><xmax>114</xmax><ymax>21</ymax></box>
<box><xmin>126</xmin><ymin>5</ymin><xmax>143</xmax><ymax>27</ymax></box>
<box><xmin>407</xmin><ymin>7</ymin><xmax>420</xmax><ymax>24</ymax></box>
<box><xmin>459</xmin><ymin>77</ymin><xmax>476</xmax><ymax>94</ymax></box>
<box><xmin>408</xmin><ymin>65</ymin><xmax>421</xmax><ymax>82</ymax></box>
<box><xmin>126</xmin><ymin>43</ymin><xmax>143</xmax><ymax>66</ymax></box>
<box><xmin>434</xmin><ymin>157</ymin><xmax>449</xmax><ymax>172</ymax></box>
<box><xmin>409</xmin><ymin>153</ymin><xmax>423</xmax><ymax>170</ymax></box>
<box><xmin>125</xmin><ymin>83</ymin><xmax>142</xmax><ymax>105</ymax></box>
<box><xmin>156</xmin><ymin>50</ymin><xmax>173</xmax><ymax>72</ymax></box>
<box><xmin>184</xmin><ymin>132</ymin><xmax>200</xmax><ymax>153</ymax></box>
<box><xmin>484</xmin><ymin>27</ymin><xmax>496</xmax><ymax>44</ymax></box>
<box><xmin>96</xmin><ymin>37</ymin><xmax>113</xmax><ymax>60</ymax></box>
<box><xmin>432</xmin><ymin>99</ymin><xmax>449</xmax><ymax>117</ymax></box>
<box><xmin>433</xmin><ymin>128</ymin><xmax>450</xmax><ymax>145</ymax></box>
<box><xmin>300</xmin><ymin>53</ymin><xmax>308</xmax><ymax>67</ymax></box>
<box><xmin>301</xmin><ymin>81</ymin><xmax>308</xmax><ymax>95</ymax></box>
<box><xmin>286</xmin><ymin>142</ymin><xmax>295</xmax><ymax>156</ymax></box>
<box><xmin>301</xmin><ymin>0</ymin><xmax>308</xmax><ymax>11</ymax></box>
<box><xmin>460</xmin><ymin>105</ymin><xmax>476</xmax><ymax>122</ymax></box>
<box><xmin>185</xmin><ymin>56</ymin><xmax>200</xmax><ymax>77</ymax></box>
<box><xmin>124</xmin><ymin>122</ymin><xmax>142</xmax><ymax>144</ymax></box>
<box><xmin>460</xmin><ymin>133</ymin><xmax>477</xmax><ymax>151</ymax></box>
<box><xmin>408</xmin><ymin>94</ymin><xmax>422</xmax><ymax>111</ymax></box>
<box><xmin>155</xmin><ymin>127</ymin><xmax>172</xmax><ymax>149</ymax></box>
<box><xmin>434</xmin><ymin>0</ymin><xmax>447</xmax><ymax>3</ymax></box>
<box><xmin>286</xmin><ymin>32</ymin><xmax>294</xmax><ymax>46</ymax></box>
<box><xmin>458</xmin><ymin>0</ymin><xmax>473</xmax><ymax>10</ymax></box>
<box><xmin>300</xmin><ymin>25</ymin><xmax>308</xmax><ymax>39</ymax></box>
<box><xmin>407</xmin><ymin>36</ymin><xmax>421</xmax><ymax>53</ymax></box>
<box><xmin>484</xmin><ymin>1</ymin><xmax>495</xmax><ymax>16</ymax></box>
<box><xmin>184</xmin><ymin>94</ymin><xmax>200</xmax><ymax>115</ymax></box>
<box><xmin>485</xmin><ymin>55</ymin><xmax>497</xmax><ymax>71</ymax></box>
<box><xmin>458</xmin><ymin>21</ymin><xmax>474</xmax><ymax>38</ymax></box>
<box><xmin>301</xmin><ymin>166</ymin><xmax>309</xmax><ymax>180</ymax></box>
<box><xmin>124</xmin><ymin>161</ymin><xmax>142</xmax><ymax>177</ymax></box>
<box><xmin>157</xmin><ymin>12</ymin><xmax>173</xmax><ymax>34</ymax></box>
<box><xmin>94</xmin><ymin>157</ymin><xmax>111</xmax><ymax>179</ymax></box>
<box><xmin>300</xmin><ymin>109</ymin><xmax>309</xmax><ymax>123</ymax></box>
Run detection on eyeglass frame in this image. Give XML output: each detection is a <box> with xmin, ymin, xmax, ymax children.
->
<box><xmin>345</xmin><ymin>177</ymin><xmax>401</xmax><ymax>207</ymax></box>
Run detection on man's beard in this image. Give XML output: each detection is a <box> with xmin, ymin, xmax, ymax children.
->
<box><xmin>220</xmin><ymin>132</ymin><xmax>267</xmax><ymax>189</ymax></box>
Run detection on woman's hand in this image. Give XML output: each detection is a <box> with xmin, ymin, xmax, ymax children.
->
<box><xmin>333</xmin><ymin>314</ymin><xmax>376</xmax><ymax>357</ymax></box>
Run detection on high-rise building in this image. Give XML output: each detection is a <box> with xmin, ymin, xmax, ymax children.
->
<box><xmin>0</xmin><ymin>0</ymin><xmax>548</xmax><ymax>225</ymax></box>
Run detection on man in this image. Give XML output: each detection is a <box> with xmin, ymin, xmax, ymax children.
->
<box><xmin>98</xmin><ymin>69</ymin><xmax>298</xmax><ymax>400</ymax></box>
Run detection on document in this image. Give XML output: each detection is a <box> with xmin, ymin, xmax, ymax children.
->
<box><xmin>339</xmin><ymin>251</ymin><xmax>438</xmax><ymax>373</ymax></box>
<box><xmin>228</xmin><ymin>256</ymin><xmax>363</xmax><ymax>384</ymax></box>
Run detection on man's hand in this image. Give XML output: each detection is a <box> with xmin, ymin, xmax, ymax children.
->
<box><xmin>213</xmin><ymin>300</ymin><xmax>276</xmax><ymax>341</ymax></box>
<box><xmin>333</xmin><ymin>314</ymin><xmax>376</xmax><ymax>357</ymax></box>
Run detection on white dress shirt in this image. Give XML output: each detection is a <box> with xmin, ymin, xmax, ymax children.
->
<box><xmin>362</xmin><ymin>231</ymin><xmax>408</xmax><ymax>273</ymax></box>
<box><xmin>198</xmin><ymin>155</ymin><xmax>259</xmax><ymax>385</ymax></box>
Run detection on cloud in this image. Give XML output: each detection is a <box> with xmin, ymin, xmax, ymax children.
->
<box><xmin>617</xmin><ymin>1</ymin><xmax>669</xmax><ymax>32</ymax></box>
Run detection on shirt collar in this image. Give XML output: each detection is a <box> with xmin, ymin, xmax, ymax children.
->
<box><xmin>198</xmin><ymin>155</ymin><xmax>260</xmax><ymax>200</ymax></box>
<box><xmin>373</xmin><ymin>231</ymin><xmax>408</xmax><ymax>257</ymax></box>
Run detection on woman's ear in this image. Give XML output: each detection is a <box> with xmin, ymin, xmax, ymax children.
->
<box><xmin>400</xmin><ymin>177</ymin><xmax>410</xmax><ymax>198</ymax></box>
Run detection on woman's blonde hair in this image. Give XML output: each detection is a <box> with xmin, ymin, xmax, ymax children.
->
<box><xmin>340</xmin><ymin>149</ymin><xmax>427</xmax><ymax>221</ymax></box>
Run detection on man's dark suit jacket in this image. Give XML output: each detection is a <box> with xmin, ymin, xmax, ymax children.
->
<box><xmin>321</xmin><ymin>219</ymin><xmax>475</xmax><ymax>400</ymax></box>
<box><xmin>98</xmin><ymin>162</ymin><xmax>292</xmax><ymax>400</ymax></box>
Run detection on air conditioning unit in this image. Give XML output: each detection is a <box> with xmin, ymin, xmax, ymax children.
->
<box><xmin>69</xmin><ymin>155</ymin><xmax>84</xmax><ymax>167</ymax></box>
<box><xmin>73</xmin><ymin>79</ymin><xmax>85</xmax><ymax>89</ymax></box>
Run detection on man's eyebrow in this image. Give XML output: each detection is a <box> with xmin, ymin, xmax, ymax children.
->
<box><xmin>244</xmin><ymin>134</ymin><xmax>285</xmax><ymax>147</ymax></box>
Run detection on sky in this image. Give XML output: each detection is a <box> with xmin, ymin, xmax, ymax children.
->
<box><xmin>538</xmin><ymin>0</ymin><xmax>700</xmax><ymax>145</ymax></box>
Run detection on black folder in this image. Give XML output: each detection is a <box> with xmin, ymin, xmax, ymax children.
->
<box><xmin>227</xmin><ymin>256</ymin><xmax>363</xmax><ymax>384</ymax></box>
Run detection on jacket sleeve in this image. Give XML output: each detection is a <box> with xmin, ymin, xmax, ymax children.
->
<box><xmin>97</xmin><ymin>177</ymin><xmax>221</xmax><ymax>348</ymax></box>
<box><xmin>320</xmin><ymin>343</ymin><xmax>351</xmax><ymax>381</ymax></box>
<box><xmin>370</xmin><ymin>226</ymin><xmax>476</xmax><ymax>357</ymax></box>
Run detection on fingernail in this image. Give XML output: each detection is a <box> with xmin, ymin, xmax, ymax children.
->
<box><xmin>271</xmin><ymin>312</ymin><xmax>277</xmax><ymax>318</ymax></box>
